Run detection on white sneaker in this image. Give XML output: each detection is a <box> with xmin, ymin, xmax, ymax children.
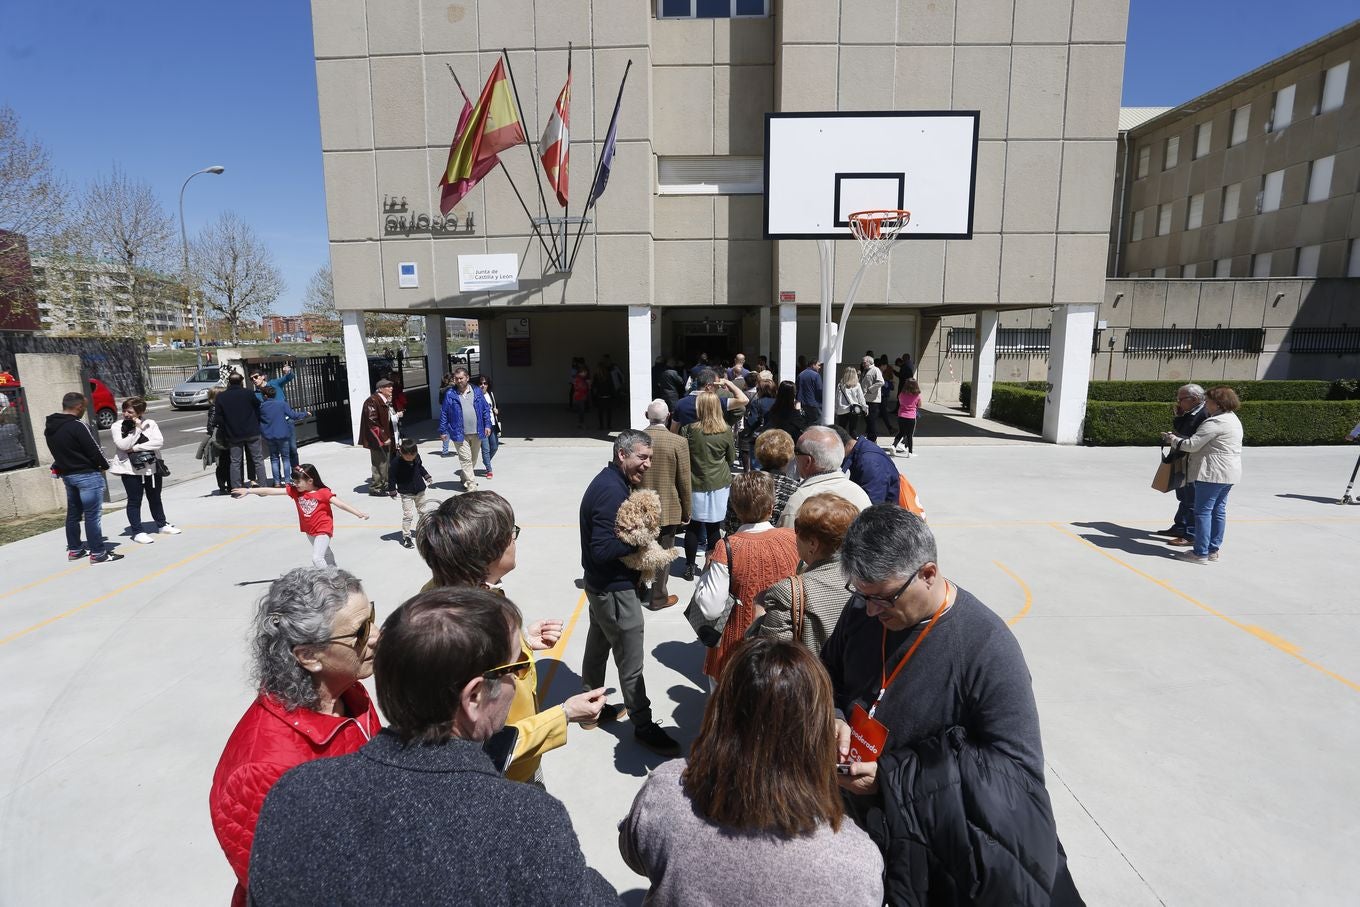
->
<box><xmin>893</xmin><ymin>443</ymin><xmax>905</xmax><ymax>454</ymax></box>
<box><xmin>159</xmin><ymin>524</ymin><xmax>182</xmax><ymax>535</ymax></box>
<box><xmin>132</xmin><ymin>533</ymin><xmax>156</xmax><ymax>544</ymax></box>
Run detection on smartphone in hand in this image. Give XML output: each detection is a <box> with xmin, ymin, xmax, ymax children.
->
<box><xmin>482</xmin><ymin>726</ymin><xmax>520</xmax><ymax>775</ymax></box>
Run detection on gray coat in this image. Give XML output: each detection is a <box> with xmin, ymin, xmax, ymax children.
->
<box><xmin>249</xmin><ymin>730</ymin><xmax>619</xmax><ymax>906</ymax></box>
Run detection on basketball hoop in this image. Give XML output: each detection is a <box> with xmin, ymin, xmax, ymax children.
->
<box><xmin>848</xmin><ymin>209</ymin><xmax>911</xmax><ymax>266</ymax></box>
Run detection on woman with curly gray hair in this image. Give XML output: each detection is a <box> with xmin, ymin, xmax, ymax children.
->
<box><xmin>208</xmin><ymin>567</ymin><xmax>381</xmax><ymax>907</ymax></box>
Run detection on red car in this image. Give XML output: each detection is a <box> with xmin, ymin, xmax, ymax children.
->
<box><xmin>89</xmin><ymin>378</ymin><xmax>118</xmax><ymax>429</ymax></box>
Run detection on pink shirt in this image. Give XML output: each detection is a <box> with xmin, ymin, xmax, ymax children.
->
<box><xmin>898</xmin><ymin>391</ymin><xmax>921</xmax><ymax>419</ymax></box>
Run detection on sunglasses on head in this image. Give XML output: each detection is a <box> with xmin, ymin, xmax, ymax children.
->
<box><xmin>482</xmin><ymin>658</ymin><xmax>533</xmax><ymax>682</ymax></box>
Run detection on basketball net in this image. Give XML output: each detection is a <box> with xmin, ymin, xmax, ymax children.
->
<box><xmin>848</xmin><ymin>209</ymin><xmax>911</xmax><ymax>267</ymax></box>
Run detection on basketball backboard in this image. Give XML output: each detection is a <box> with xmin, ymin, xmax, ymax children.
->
<box><xmin>763</xmin><ymin>111</ymin><xmax>980</xmax><ymax>240</ymax></box>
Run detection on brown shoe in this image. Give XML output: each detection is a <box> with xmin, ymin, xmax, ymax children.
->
<box><xmin>580</xmin><ymin>702</ymin><xmax>628</xmax><ymax>731</ymax></box>
<box><xmin>646</xmin><ymin>595</ymin><xmax>679</xmax><ymax>611</ymax></box>
<box><xmin>1166</xmin><ymin>537</ymin><xmax>1193</xmax><ymax>547</ymax></box>
<box><xmin>1208</xmin><ymin>551</ymin><xmax>1220</xmax><ymax>562</ymax></box>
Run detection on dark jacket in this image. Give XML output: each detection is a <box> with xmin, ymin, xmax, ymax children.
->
<box><xmin>844</xmin><ymin>437</ymin><xmax>901</xmax><ymax>504</ymax></box>
<box><xmin>389</xmin><ymin>452</ymin><xmax>432</xmax><ymax>495</ymax></box>
<box><xmin>657</xmin><ymin>368</ymin><xmax>686</xmax><ymax>406</ymax></box>
<box><xmin>358</xmin><ymin>392</ymin><xmax>393</xmax><ymax>450</ymax></box>
<box><xmin>258</xmin><ymin>398</ymin><xmax>307</xmax><ymax>441</ymax></box>
<box><xmin>438</xmin><ymin>386</ymin><xmax>492</xmax><ymax>443</ymax></box>
<box><xmin>797</xmin><ymin>367</ymin><xmax>824</xmax><ymax>409</ymax></box>
<box><xmin>579</xmin><ymin>462</ymin><xmax>641</xmax><ymax>593</ymax></box>
<box><xmin>44</xmin><ymin>413</ymin><xmax>109</xmax><ymax>475</ymax></box>
<box><xmin>870</xmin><ymin>727</ymin><xmax>1069</xmax><ymax>907</ymax></box>
<box><xmin>1166</xmin><ymin>403</ymin><xmax>1208</xmax><ymax>464</ymax></box>
<box><xmin>248</xmin><ymin>730</ymin><xmax>619</xmax><ymax>906</ymax></box>
<box><xmin>215</xmin><ymin>386</ymin><xmax>262</xmax><ymax>442</ymax></box>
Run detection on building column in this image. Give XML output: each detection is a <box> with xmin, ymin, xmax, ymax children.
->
<box><xmin>424</xmin><ymin>313</ymin><xmax>446</xmax><ymax>420</ymax></box>
<box><xmin>1043</xmin><ymin>304</ymin><xmax>1098</xmax><ymax>444</ymax></box>
<box><xmin>627</xmin><ymin>306</ymin><xmax>652</xmax><ymax>430</ymax></box>
<box><xmin>969</xmin><ymin>310</ymin><xmax>999</xmax><ymax>418</ymax></box>
<box><xmin>650</xmin><ymin>307</ymin><xmax>662</xmax><ymax>364</ymax></box>
<box><xmin>778</xmin><ymin>303</ymin><xmax>797</xmax><ymax>384</ymax></box>
<box><xmin>341</xmin><ymin>310</ymin><xmax>368</xmax><ymax>445</ymax></box>
<box><xmin>758</xmin><ymin>306</ymin><xmax>771</xmax><ymax>363</ymax></box>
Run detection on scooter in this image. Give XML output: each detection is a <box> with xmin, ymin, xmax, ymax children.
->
<box><xmin>1339</xmin><ymin>450</ymin><xmax>1360</xmax><ymax>505</ymax></box>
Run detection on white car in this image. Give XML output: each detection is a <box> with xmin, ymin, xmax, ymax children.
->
<box><xmin>451</xmin><ymin>345</ymin><xmax>480</xmax><ymax>372</ymax></box>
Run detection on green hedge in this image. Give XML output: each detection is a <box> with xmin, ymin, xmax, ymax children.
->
<box><xmin>1085</xmin><ymin>400</ymin><xmax>1360</xmax><ymax>446</ymax></box>
<box><xmin>961</xmin><ymin>379</ymin><xmax>1359</xmax><ymax>407</ymax></box>
<box><xmin>987</xmin><ymin>386</ymin><xmax>1047</xmax><ymax>433</ymax></box>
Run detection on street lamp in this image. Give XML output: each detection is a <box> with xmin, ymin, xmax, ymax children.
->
<box><xmin>179</xmin><ymin>165</ymin><xmax>226</xmax><ymax>369</ymax></box>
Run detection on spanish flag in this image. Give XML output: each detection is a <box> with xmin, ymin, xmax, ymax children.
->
<box><xmin>439</xmin><ymin>59</ymin><xmax>525</xmax><ymax>215</ymax></box>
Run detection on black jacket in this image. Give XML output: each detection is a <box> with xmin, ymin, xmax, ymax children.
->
<box><xmin>657</xmin><ymin>368</ymin><xmax>686</xmax><ymax>406</ymax></box>
<box><xmin>249</xmin><ymin>730</ymin><xmax>618</xmax><ymax>906</ymax></box>
<box><xmin>389</xmin><ymin>452</ymin><xmax>431</xmax><ymax>495</ymax></box>
<box><xmin>579</xmin><ymin>463</ymin><xmax>640</xmax><ymax>593</ymax></box>
<box><xmin>869</xmin><ymin>727</ymin><xmax>1077</xmax><ymax>907</ymax></box>
<box><xmin>44</xmin><ymin>413</ymin><xmax>109</xmax><ymax>475</ymax></box>
<box><xmin>1167</xmin><ymin>403</ymin><xmax>1208</xmax><ymax>464</ymax></box>
<box><xmin>214</xmin><ymin>385</ymin><xmax>261</xmax><ymax>442</ymax></box>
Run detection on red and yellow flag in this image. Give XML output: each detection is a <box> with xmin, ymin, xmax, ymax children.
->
<box><xmin>439</xmin><ymin>59</ymin><xmax>525</xmax><ymax>214</ymax></box>
<box><xmin>539</xmin><ymin>75</ymin><xmax>570</xmax><ymax>208</ymax></box>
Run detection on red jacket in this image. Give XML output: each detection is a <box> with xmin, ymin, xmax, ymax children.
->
<box><xmin>209</xmin><ymin>684</ymin><xmax>380</xmax><ymax>906</ymax></box>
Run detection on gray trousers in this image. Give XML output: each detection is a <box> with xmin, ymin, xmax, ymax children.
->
<box><xmin>230</xmin><ymin>436</ymin><xmax>265</xmax><ymax>489</ymax></box>
<box><xmin>582</xmin><ymin>585</ymin><xmax>651</xmax><ymax>727</ymax></box>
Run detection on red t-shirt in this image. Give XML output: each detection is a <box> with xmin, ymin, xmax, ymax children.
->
<box><xmin>572</xmin><ymin>374</ymin><xmax>590</xmax><ymax>402</ymax></box>
<box><xmin>287</xmin><ymin>485</ymin><xmax>335</xmax><ymax>537</ymax></box>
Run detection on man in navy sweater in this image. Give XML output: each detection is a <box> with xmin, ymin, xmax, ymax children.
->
<box><xmin>835</xmin><ymin>426</ymin><xmax>901</xmax><ymax>505</ymax></box>
<box><xmin>578</xmin><ymin>429</ymin><xmax>681</xmax><ymax>757</ymax></box>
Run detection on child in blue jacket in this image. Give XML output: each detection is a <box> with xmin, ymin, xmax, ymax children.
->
<box><xmin>258</xmin><ymin>385</ymin><xmax>310</xmax><ymax>487</ymax></box>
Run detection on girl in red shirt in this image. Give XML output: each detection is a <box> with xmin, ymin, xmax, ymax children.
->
<box><xmin>233</xmin><ymin>464</ymin><xmax>370</xmax><ymax>566</ymax></box>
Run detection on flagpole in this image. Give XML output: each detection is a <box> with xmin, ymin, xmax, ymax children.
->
<box><xmin>567</xmin><ymin>59</ymin><xmax>631</xmax><ymax>274</ymax></box>
<box><xmin>444</xmin><ymin>64</ymin><xmax>561</xmax><ymax>271</ymax></box>
<box><xmin>501</xmin><ymin>48</ymin><xmax>562</xmax><ymax>270</ymax></box>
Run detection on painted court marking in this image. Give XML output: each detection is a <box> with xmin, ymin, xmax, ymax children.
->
<box><xmin>992</xmin><ymin>561</ymin><xmax>1032</xmax><ymax>626</ymax></box>
<box><xmin>1049</xmin><ymin>522</ymin><xmax>1360</xmax><ymax>694</ymax></box>
<box><xmin>538</xmin><ymin>591</ymin><xmax>588</xmax><ymax>695</ymax></box>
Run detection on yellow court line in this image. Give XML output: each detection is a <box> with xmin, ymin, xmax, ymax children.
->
<box><xmin>537</xmin><ymin>591</ymin><xmax>588</xmax><ymax>695</ymax></box>
<box><xmin>992</xmin><ymin>560</ymin><xmax>1032</xmax><ymax>626</ymax></box>
<box><xmin>0</xmin><ymin>562</ymin><xmax>92</xmax><ymax>603</ymax></box>
<box><xmin>1048</xmin><ymin>522</ymin><xmax>1360</xmax><ymax>694</ymax></box>
<box><xmin>0</xmin><ymin>528</ymin><xmax>261</xmax><ymax>647</ymax></box>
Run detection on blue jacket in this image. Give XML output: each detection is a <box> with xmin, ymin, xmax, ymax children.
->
<box><xmin>438</xmin><ymin>386</ymin><xmax>493</xmax><ymax>443</ymax></box>
<box><xmin>254</xmin><ymin>371</ymin><xmax>294</xmax><ymax>402</ymax></box>
<box><xmin>258</xmin><ymin>397</ymin><xmax>308</xmax><ymax>441</ymax></box>
<box><xmin>579</xmin><ymin>463</ymin><xmax>640</xmax><ymax>593</ymax></box>
<box><xmin>797</xmin><ymin>367</ymin><xmax>823</xmax><ymax>409</ymax></box>
<box><xmin>843</xmin><ymin>437</ymin><xmax>901</xmax><ymax>504</ymax></box>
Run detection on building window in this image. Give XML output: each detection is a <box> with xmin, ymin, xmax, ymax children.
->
<box><xmin>1163</xmin><ymin>136</ymin><xmax>1180</xmax><ymax>170</ymax></box>
<box><xmin>657</xmin><ymin>0</ymin><xmax>768</xmax><ymax>17</ymax></box>
<box><xmin>1157</xmin><ymin>204</ymin><xmax>1172</xmax><ymax>236</ymax></box>
<box><xmin>1320</xmin><ymin>61</ymin><xmax>1349</xmax><ymax>114</ymax></box>
<box><xmin>1153</xmin><ymin>266</ymin><xmax>1168</xmax><ymax>278</ymax></box>
<box><xmin>1230</xmin><ymin>104</ymin><xmax>1250</xmax><ymax>146</ymax></box>
<box><xmin>1251</xmin><ymin>252</ymin><xmax>1272</xmax><ymax>277</ymax></box>
<box><xmin>1269</xmin><ymin>84</ymin><xmax>1295</xmax><ymax>131</ymax></box>
<box><xmin>1289</xmin><ymin>327</ymin><xmax>1360</xmax><ymax>354</ymax></box>
<box><xmin>1186</xmin><ymin>193</ymin><xmax>1205</xmax><ymax>230</ymax></box>
<box><xmin>1194</xmin><ymin>122</ymin><xmax>1212</xmax><ymax>159</ymax></box>
<box><xmin>1296</xmin><ymin>244</ymin><xmax>1321</xmax><ymax>277</ymax></box>
<box><xmin>1259</xmin><ymin>170</ymin><xmax>1284</xmax><ymax>213</ymax></box>
<box><xmin>1183</xmin><ymin>262</ymin><xmax>1198</xmax><ymax>278</ymax></box>
<box><xmin>1306</xmin><ymin>155</ymin><xmax>1334</xmax><ymax>203</ymax></box>
<box><xmin>1214</xmin><ymin>258</ymin><xmax>1231</xmax><ymax>278</ymax></box>
<box><xmin>1125</xmin><ymin>327</ymin><xmax>1265</xmax><ymax>354</ymax></box>
<box><xmin>1131</xmin><ymin>209</ymin><xmax>1146</xmax><ymax>241</ymax></box>
<box><xmin>1222</xmin><ymin>182</ymin><xmax>1241</xmax><ymax>221</ymax></box>
<box><xmin>656</xmin><ymin>155</ymin><xmax>763</xmax><ymax>195</ymax></box>
<box><xmin>1136</xmin><ymin>145</ymin><xmax>1150</xmax><ymax>179</ymax></box>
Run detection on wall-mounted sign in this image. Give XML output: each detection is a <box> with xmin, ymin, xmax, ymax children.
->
<box><xmin>381</xmin><ymin>195</ymin><xmax>476</xmax><ymax>236</ymax></box>
<box><xmin>506</xmin><ymin>317</ymin><xmax>530</xmax><ymax>338</ymax></box>
<box><xmin>398</xmin><ymin>262</ymin><xmax>418</xmax><ymax>288</ymax></box>
<box><xmin>505</xmin><ymin>317</ymin><xmax>531</xmax><ymax>367</ymax></box>
<box><xmin>458</xmin><ymin>254</ymin><xmax>519</xmax><ymax>293</ymax></box>
<box><xmin>778</xmin><ymin>290</ymin><xmax>796</xmax><ymax>302</ymax></box>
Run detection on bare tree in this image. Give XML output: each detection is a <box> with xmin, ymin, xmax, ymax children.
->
<box><xmin>192</xmin><ymin>211</ymin><xmax>285</xmax><ymax>343</ymax></box>
<box><xmin>301</xmin><ymin>263</ymin><xmax>337</xmax><ymax>325</ymax></box>
<box><xmin>0</xmin><ymin>106</ymin><xmax>67</xmax><ymax>321</ymax></box>
<box><xmin>80</xmin><ymin>164</ymin><xmax>176</xmax><ymax>335</ymax></box>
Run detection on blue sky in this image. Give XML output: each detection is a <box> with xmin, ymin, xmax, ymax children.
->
<box><xmin>1</xmin><ymin>2</ymin><xmax>1356</xmax><ymax>314</ymax></box>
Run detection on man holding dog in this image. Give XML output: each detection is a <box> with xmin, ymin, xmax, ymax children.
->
<box><xmin>641</xmin><ymin>400</ymin><xmax>690</xmax><ymax>611</ymax></box>
<box><xmin>578</xmin><ymin>428</ymin><xmax>682</xmax><ymax>757</ymax></box>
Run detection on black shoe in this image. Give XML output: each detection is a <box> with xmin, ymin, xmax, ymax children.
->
<box><xmin>90</xmin><ymin>551</ymin><xmax>124</xmax><ymax>564</ymax></box>
<box><xmin>1152</xmin><ymin>526</ymin><xmax>1182</xmax><ymax>537</ymax></box>
<box><xmin>634</xmin><ymin>722</ymin><xmax>682</xmax><ymax>757</ymax></box>
<box><xmin>580</xmin><ymin>702</ymin><xmax>628</xmax><ymax>730</ymax></box>
<box><xmin>400</xmin><ymin>537</ymin><xmax>414</xmax><ymax>549</ymax></box>
<box><xmin>682</xmin><ymin>564</ymin><xmax>695</xmax><ymax>582</ymax></box>
<box><xmin>67</xmin><ymin>548</ymin><xmax>89</xmax><ymax>560</ymax></box>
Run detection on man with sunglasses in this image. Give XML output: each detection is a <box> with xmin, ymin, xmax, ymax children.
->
<box><xmin>820</xmin><ymin>505</ymin><xmax>1082</xmax><ymax>905</ymax></box>
<box><xmin>776</xmin><ymin>425</ymin><xmax>871</xmax><ymax>528</ymax></box>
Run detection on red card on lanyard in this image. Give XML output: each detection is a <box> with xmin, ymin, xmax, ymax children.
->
<box><xmin>847</xmin><ymin>703</ymin><xmax>889</xmax><ymax>764</ymax></box>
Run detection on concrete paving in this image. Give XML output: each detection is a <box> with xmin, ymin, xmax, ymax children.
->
<box><xmin>2</xmin><ymin>426</ymin><xmax>1359</xmax><ymax>905</ymax></box>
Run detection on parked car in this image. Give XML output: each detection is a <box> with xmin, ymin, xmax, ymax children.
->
<box><xmin>89</xmin><ymin>378</ymin><xmax>118</xmax><ymax>429</ymax></box>
<box><xmin>170</xmin><ymin>367</ymin><xmax>226</xmax><ymax>410</ymax></box>
<box><xmin>450</xmin><ymin>345</ymin><xmax>480</xmax><ymax>373</ymax></box>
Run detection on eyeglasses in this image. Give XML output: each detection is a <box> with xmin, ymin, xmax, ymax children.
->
<box><xmin>482</xmin><ymin>658</ymin><xmax>533</xmax><ymax>682</ymax></box>
<box><xmin>512</xmin><ymin>525</ymin><xmax>521</xmax><ymax>540</ymax></box>
<box><xmin>319</xmin><ymin>602</ymin><xmax>376</xmax><ymax>651</ymax></box>
<box><xmin>845</xmin><ymin>570</ymin><xmax>920</xmax><ymax>609</ymax></box>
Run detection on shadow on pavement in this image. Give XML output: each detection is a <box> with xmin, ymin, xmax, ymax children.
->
<box><xmin>1069</xmin><ymin>521</ymin><xmax>1175</xmax><ymax>558</ymax></box>
<box><xmin>651</xmin><ymin>639</ymin><xmax>706</xmax><ymax>690</ymax></box>
<box><xmin>1275</xmin><ymin>493</ymin><xmax>1348</xmax><ymax>505</ymax></box>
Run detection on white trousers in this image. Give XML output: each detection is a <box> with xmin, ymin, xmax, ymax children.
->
<box><xmin>307</xmin><ymin>533</ymin><xmax>336</xmax><ymax>567</ymax></box>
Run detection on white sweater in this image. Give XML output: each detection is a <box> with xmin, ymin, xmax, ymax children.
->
<box><xmin>1174</xmin><ymin>411</ymin><xmax>1243</xmax><ymax>485</ymax></box>
<box><xmin>109</xmin><ymin>418</ymin><xmax>164</xmax><ymax>477</ymax></box>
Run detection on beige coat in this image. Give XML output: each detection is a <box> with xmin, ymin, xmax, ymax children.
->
<box><xmin>641</xmin><ymin>424</ymin><xmax>692</xmax><ymax>526</ymax></box>
<box><xmin>1174</xmin><ymin>411</ymin><xmax>1243</xmax><ymax>485</ymax></box>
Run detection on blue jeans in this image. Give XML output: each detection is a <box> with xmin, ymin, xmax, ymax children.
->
<box><xmin>1172</xmin><ymin>480</ymin><xmax>1196</xmax><ymax>535</ymax></box>
<box><xmin>480</xmin><ymin>431</ymin><xmax>499</xmax><ymax>470</ymax></box>
<box><xmin>63</xmin><ymin>471</ymin><xmax>107</xmax><ymax>554</ymax></box>
<box><xmin>265</xmin><ymin>437</ymin><xmax>293</xmax><ymax>487</ymax></box>
<box><xmin>1192</xmin><ymin>481</ymin><xmax>1232</xmax><ymax>557</ymax></box>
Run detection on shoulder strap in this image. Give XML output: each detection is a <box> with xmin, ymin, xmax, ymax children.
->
<box><xmin>791</xmin><ymin>573</ymin><xmax>806</xmax><ymax>642</ymax></box>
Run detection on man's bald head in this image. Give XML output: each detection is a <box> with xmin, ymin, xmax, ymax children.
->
<box><xmin>795</xmin><ymin>426</ymin><xmax>846</xmax><ymax>477</ymax></box>
<box><xmin>645</xmin><ymin>399</ymin><xmax>669</xmax><ymax>424</ymax></box>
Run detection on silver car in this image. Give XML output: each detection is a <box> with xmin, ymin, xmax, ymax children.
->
<box><xmin>170</xmin><ymin>367</ymin><xmax>225</xmax><ymax>409</ymax></box>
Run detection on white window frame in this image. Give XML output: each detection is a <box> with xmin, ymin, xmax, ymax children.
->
<box><xmin>1269</xmin><ymin>84</ymin><xmax>1295</xmax><ymax>132</ymax></box>
<box><xmin>1214</xmin><ymin>258</ymin><xmax>1231</xmax><ymax>278</ymax></box>
<box><xmin>656</xmin><ymin>155</ymin><xmax>764</xmax><ymax>195</ymax></box>
<box><xmin>1296</xmin><ymin>244</ymin><xmax>1321</xmax><ymax>277</ymax></box>
<box><xmin>1186</xmin><ymin>193</ymin><xmax>1205</xmax><ymax>230</ymax></box>
<box><xmin>1320</xmin><ymin>61</ymin><xmax>1349</xmax><ymax>114</ymax></box>
<box><xmin>655</xmin><ymin>0</ymin><xmax>770</xmax><ymax>18</ymax></box>
<box><xmin>1136</xmin><ymin>145</ymin><xmax>1150</xmax><ymax>179</ymax></box>
<box><xmin>1251</xmin><ymin>252</ymin><xmax>1272</xmax><ymax>278</ymax></box>
<box><xmin>1163</xmin><ymin>135</ymin><xmax>1180</xmax><ymax>170</ymax></box>
<box><xmin>1194</xmin><ymin>122</ymin><xmax>1212</xmax><ymax>159</ymax></box>
<box><xmin>1131</xmin><ymin>209</ymin><xmax>1145</xmax><ymax>241</ymax></box>
<box><xmin>1260</xmin><ymin>170</ymin><xmax>1284</xmax><ymax>213</ymax></box>
<box><xmin>1222</xmin><ymin>182</ymin><xmax>1241</xmax><ymax>222</ymax></box>
<box><xmin>1306</xmin><ymin>155</ymin><xmax>1334</xmax><ymax>204</ymax></box>
<box><xmin>1157</xmin><ymin>204</ymin><xmax>1172</xmax><ymax>236</ymax></box>
<box><xmin>1230</xmin><ymin>104</ymin><xmax>1250</xmax><ymax>146</ymax></box>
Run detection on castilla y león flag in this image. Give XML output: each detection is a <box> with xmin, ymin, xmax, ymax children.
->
<box><xmin>439</xmin><ymin>59</ymin><xmax>525</xmax><ymax>215</ymax></box>
<box><xmin>539</xmin><ymin>75</ymin><xmax>570</xmax><ymax>208</ymax></box>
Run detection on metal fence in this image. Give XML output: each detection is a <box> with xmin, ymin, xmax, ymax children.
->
<box><xmin>945</xmin><ymin>327</ymin><xmax>1104</xmax><ymax>356</ymax></box>
<box><xmin>0</xmin><ymin>385</ymin><xmax>39</xmax><ymax>472</ymax></box>
<box><xmin>148</xmin><ymin>364</ymin><xmax>202</xmax><ymax>392</ymax></box>
<box><xmin>1124</xmin><ymin>328</ymin><xmax>1265</xmax><ymax>355</ymax></box>
<box><xmin>1289</xmin><ymin>327</ymin><xmax>1360</xmax><ymax>355</ymax></box>
<box><xmin>243</xmin><ymin>355</ymin><xmax>349</xmax><ymax>445</ymax></box>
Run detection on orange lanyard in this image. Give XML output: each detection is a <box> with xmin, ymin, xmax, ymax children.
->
<box><xmin>869</xmin><ymin>580</ymin><xmax>952</xmax><ymax>718</ymax></box>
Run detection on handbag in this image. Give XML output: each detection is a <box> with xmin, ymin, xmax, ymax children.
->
<box><xmin>685</xmin><ymin>537</ymin><xmax>739</xmax><ymax>648</ymax></box>
<box><xmin>1151</xmin><ymin>444</ymin><xmax>1183</xmax><ymax>493</ymax></box>
<box><xmin>155</xmin><ymin>455</ymin><xmax>171</xmax><ymax>478</ymax></box>
<box><xmin>128</xmin><ymin>449</ymin><xmax>157</xmax><ymax>470</ymax></box>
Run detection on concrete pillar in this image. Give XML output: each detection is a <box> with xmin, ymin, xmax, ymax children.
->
<box><xmin>969</xmin><ymin>310</ymin><xmax>999</xmax><ymax>418</ymax></box>
<box><xmin>650</xmin><ymin>307</ymin><xmax>663</xmax><ymax>362</ymax></box>
<box><xmin>1043</xmin><ymin>304</ymin><xmax>1098</xmax><ymax>444</ymax></box>
<box><xmin>341</xmin><ymin>310</ymin><xmax>368</xmax><ymax>445</ymax></box>
<box><xmin>777</xmin><ymin>303</ymin><xmax>797</xmax><ymax>384</ymax></box>
<box><xmin>627</xmin><ymin>306</ymin><xmax>652</xmax><ymax>430</ymax></box>
<box><xmin>15</xmin><ymin>352</ymin><xmax>84</xmax><ymax>468</ymax></box>
<box><xmin>758</xmin><ymin>306</ymin><xmax>771</xmax><ymax>363</ymax></box>
<box><xmin>424</xmin><ymin>313</ymin><xmax>446</xmax><ymax>420</ymax></box>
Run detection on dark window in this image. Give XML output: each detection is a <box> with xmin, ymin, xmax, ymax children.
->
<box><xmin>657</xmin><ymin>0</ymin><xmax>769</xmax><ymax>18</ymax></box>
<box><xmin>1288</xmin><ymin>327</ymin><xmax>1360</xmax><ymax>355</ymax></box>
<box><xmin>1124</xmin><ymin>328</ymin><xmax>1264</xmax><ymax>355</ymax></box>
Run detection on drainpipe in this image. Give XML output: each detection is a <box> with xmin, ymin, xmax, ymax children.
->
<box><xmin>1113</xmin><ymin>129</ymin><xmax>1131</xmax><ymax>278</ymax></box>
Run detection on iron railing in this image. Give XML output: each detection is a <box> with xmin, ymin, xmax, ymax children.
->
<box><xmin>946</xmin><ymin>327</ymin><xmax>1105</xmax><ymax>356</ymax></box>
<box><xmin>1288</xmin><ymin>327</ymin><xmax>1360</xmax><ymax>355</ymax></box>
<box><xmin>243</xmin><ymin>355</ymin><xmax>349</xmax><ymax>445</ymax></box>
<box><xmin>0</xmin><ymin>384</ymin><xmax>39</xmax><ymax>472</ymax></box>
<box><xmin>1124</xmin><ymin>328</ymin><xmax>1264</xmax><ymax>355</ymax></box>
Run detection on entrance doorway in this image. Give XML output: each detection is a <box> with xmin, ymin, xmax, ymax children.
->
<box><xmin>675</xmin><ymin>318</ymin><xmax>741</xmax><ymax>368</ymax></box>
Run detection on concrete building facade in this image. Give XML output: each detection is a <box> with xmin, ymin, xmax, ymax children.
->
<box><xmin>29</xmin><ymin>257</ymin><xmax>189</xmax><ymax>340</ymax></box>
<box><xmin>310</xmin><ymin>0</ymin><xmax>1129</xmax><ymax>442</ymax></box>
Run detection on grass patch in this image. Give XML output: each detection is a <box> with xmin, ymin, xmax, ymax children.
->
<box><xmin>0</xmin><ymin>510</ymin><xmax>68</xmax><ymax>547</ymax></box>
